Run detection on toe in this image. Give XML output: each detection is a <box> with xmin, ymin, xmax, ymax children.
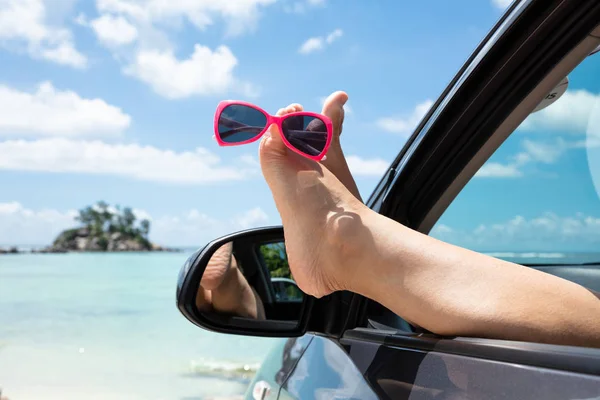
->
<box><xmin>289</xmin><ymin>103</ymin><xmax>303</xmax><ymax>113</ymax></box>
<box><xmin>322</xmin><ymin>91</ymin><xmax>348</xmax><ymax>137</ymax></box>
<box><xmin>278</xmin><ymin>103</ymin><xmax>304</xmax><ymax>116</ymax></box>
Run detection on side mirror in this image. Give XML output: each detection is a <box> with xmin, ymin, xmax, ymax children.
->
<box><xmin>176</xmin><ymin>226</ymin><xmax>312</xmax><ymax>337</ymax></box>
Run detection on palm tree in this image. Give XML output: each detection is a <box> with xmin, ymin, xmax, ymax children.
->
<box><xmin>140</xmin><ymin>219</ymin><xmax>151</xmax><ymax>238</ymax></box>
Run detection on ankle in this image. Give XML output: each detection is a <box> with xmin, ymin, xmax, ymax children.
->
<box><xmin>323</xmin><ymin>200</ymin><xmax>374</xmax><ymax>293</ymax></box>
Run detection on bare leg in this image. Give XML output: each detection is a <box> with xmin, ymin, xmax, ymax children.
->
<box><xmin>258</xmin><ymin>111</ymin><xmax>600</xmax><ymax>347</ymax></box>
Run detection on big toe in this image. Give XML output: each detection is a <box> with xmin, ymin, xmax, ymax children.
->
<box><xmin>322</xmin><ymin>91</ymin><xmax>348</xmax><ymax>136</ymax></box>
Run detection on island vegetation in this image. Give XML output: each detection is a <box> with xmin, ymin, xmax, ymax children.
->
<box><xmin>30</xmin><ymin>201</ymin><xmax>177</xmax><ymax>253</ymax></box>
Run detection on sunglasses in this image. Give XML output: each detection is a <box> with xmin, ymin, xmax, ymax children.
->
<box><xmin>213</xmin><ymin>101</ymin><xmax>333</xmax><ymax>161</ymax></box>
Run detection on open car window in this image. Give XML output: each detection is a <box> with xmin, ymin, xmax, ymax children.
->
<box><xmin>431</xmin><ymin>52</ymin><xmax>600</xmax><ymax>269</ymax></box>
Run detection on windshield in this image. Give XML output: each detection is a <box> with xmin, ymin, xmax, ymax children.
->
<box><xmin>431</xmin><ymin>51</ymin><xmax>600</xmax><ymax>265</ymax></box>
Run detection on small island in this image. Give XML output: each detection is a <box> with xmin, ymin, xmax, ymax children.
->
<box><xmin>33</xmin><ymin>201</ymin><xmax>179</xmax><ymax>253</ymax></box>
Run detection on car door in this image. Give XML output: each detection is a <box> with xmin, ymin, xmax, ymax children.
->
<box><xmin>275</xmin><ymin>0</ymin><xmax>600</xmax><ymax>398</ymax></box>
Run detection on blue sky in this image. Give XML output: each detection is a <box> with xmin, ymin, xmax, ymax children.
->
<box><xmin>0</xmin><ymin>0</ymin><xmax>599</xmax><ymax>252</ymax></box>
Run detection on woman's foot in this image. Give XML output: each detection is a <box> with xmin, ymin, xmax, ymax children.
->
<box><xmin>197</xmin><ymin>243</ymin><xmax>265</xmax><ymax>319</ymax></box>
<box><xmin>200</xmin><ymin>242</ymin><xmax>234</xmax><ymax>290</ymax></box>
<box><xmin>319</xmin><ymin>91</ymin><xmax>362</xmax><ymax>202</ymax></box>
<box><xmin>259</xmin><ymin>104</ymin><xmax>373</xmax><ymax>298</ymax></box>
<box><xmin>276</xmin><ymin>92</ymin><xmax>362</xmax><ymax>201</ymax></box>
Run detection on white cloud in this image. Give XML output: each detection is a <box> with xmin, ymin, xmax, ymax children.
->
<box><xmin>376</xmin><ymin>100</ymin><xmax>433</xmax><ymax>136</ymax></box>
<box><xmin>39</xmin><ymin>40</ymin><xmax>87</xmax><ymax>67</ymax></box>
<box><xmin>151</xmin><ymin>207</ymin><xmax>272</xmax><ymax>247</ymax></box>
<box><xmin>286</xmin><ymin>0</ymin><xmax>326</xmax><ymax>14</ymax></box>
<box><xmin>325</xmin><ymin>29</ymin><xmax>343</xmax><ymax>44</ymax></box>
<box><xmin>0</xmin><ymin>202</ymin><xmax>271</xmax><ymax>247</ymax></box>
<box><xmin>476</xmin><ymin>138</ymin><xmax>573</xmax><ymax>178</ymax></box>
<box><xmin>476</xmin><ymin>162</ymin><xmax>522</xmax><ymax>178</ymax></box>
<box><xmin>492</xmin><ymin>0</ymin><xmax>512</xmax><ymax>9</ymax></box>
<box><xmin>431</xmin><ymin>224</ymin><xmax>453</xmax><ymax>235</ymax></box>
<box><xmin>298</xmin><ymin>28</ymin><xmax>343</xmax><ymax>55</ymax></box>
<box><xmin>299</xmin><ymin>37</ymin><xmax>323</xmax><ymax>54</ymax></box>
<box><xmin>123</xmin><ymin>44</ymin><xmax>256</xmax><ymax>99</ymax></box>
<box><xmin>521</xmin><ymin>90</ymin><xmax>600</xmax><ymax>135</ymax></box>
<box><xmin>431</xmin><ymin>212</ymin><xmax>600</xmax><ymax>252</ymax></box>
<box><xmin>0</xmin><ymin>82</ymin><xmax>131</xmax><ymax>138</ymax></box>
<box><xmin>0</xmin><ymin>138</ymin><xmax>256</xmax><ymax>184</ymax></box>
<box><xmin>90</xmin><ymin>14</ymin><xmax>138</xmax><ymax>46</ymax></box>
<box><xmin>346</xmin><ymin>155</ymin><xmax>389</xmax><ymax>177</ymax></box>
<box><xmin>0</xmin><ymin>0</ymin><xmax>87</xmax><ymax>68</ymax></box>
<box><xmin>74</xmin><ymin>12</ymin><xmax>88</xmax><ymax>26</ymax></box>
<box><xmin>83</xmin><ymin>1</ymin><xmax>272</xmax><ymax>97</ymax></box>
<box><xmin>233</xmin><ymin>207</ymin><xmax>269</xmax><ymax>229</ymax></box>
<box><xmin>132</xmin><ymin>208</ymin><xmax>152</xmax><ymax>221</ymax></box>
<box><xmin>95</xmin><ymin>0</ymin><xmax>278</xmax><ymax>38</ymax></box>
<box><xmin>521</xmin><ymin>138</ymin><xmax>565</xmax><ymax>163</ymax></box>
<box><xmin>0</xmin><ymin>201</ymin><xmax>78</xmax><ymax>246</ymax></box>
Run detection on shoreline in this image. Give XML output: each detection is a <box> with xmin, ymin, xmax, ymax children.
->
<box><xmin>0</xmin><ymin>247</ymin><xmax>184</xmax><ymax>254</ymax></box>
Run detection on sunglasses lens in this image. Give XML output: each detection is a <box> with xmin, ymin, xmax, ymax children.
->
<box><xmin>218</xmin><ymin>105</ymin><xmax>268</xmax><ymax>143</ymax></box>
<box><xmin>281</xmin><ymin>115</ymin><xmax>328</xmax><ymax>157</ymax></box>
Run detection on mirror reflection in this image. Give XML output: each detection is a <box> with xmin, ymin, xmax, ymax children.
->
<box><xmin>194</xmin><ymin>240</ymin><xmax>305</xmax><ymax>324</ymax></box>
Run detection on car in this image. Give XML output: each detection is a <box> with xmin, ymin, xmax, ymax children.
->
<box><xmin>271</xmin><ymin>278</ymin><xmax>303</xmax><ymax>303</ymax></box>
<box><xmin>177</xmin><ymin>0</ymin><xmax>600</xmax><ymax>398</ymax></box>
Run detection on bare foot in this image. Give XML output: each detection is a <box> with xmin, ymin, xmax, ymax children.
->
<box><xmin>197</xmin><ymin>243</ymin><xmax>265</xmax><ymax>319</ymax></box>
<box><xmin>259</xmin><ymin>106</ymin><xmax>371</xmax><ymax>298</ymax></box>
<box><xmin>200</xmin><ymin>242</ymin><xmax>234</xmax><ymax>290</ymax></box>
<box><xmin>319</xmin><ymin>91</ymin><xmax>362</xmax><ymax>201</ymax></box>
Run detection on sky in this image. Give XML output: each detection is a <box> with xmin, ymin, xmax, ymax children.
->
<box><xmin>0</xmin><ymin>0</ymin><xmax>598</xmax><ymax>252</ymax></box>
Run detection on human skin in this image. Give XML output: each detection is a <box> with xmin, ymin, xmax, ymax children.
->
<box><xmin>196</xmin><ymin>242</ymin><xmax>265</xmax><ymax>320</ymax></box>
<box><xmin>258</xmin><ymin>92</ymin><xmax>600</xmax><ymax>348</ymax></box>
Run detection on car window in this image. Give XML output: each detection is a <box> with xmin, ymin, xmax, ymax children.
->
<box><xmin>258</xmin><ymin>242</ymin><xmax>302</xmax><ymax>302</ymax></box>
<box><xmin>431</xmin><ymin>52</ymin><xmax>600</xmax><ymax>268</ymax></box>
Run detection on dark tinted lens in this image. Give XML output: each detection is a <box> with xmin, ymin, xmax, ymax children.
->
<box><xmin>218</xmin><ymin>105</ymin><xmax>268</xmax><ymax>143</ymax></box>
<box><xmin>281</xmin><ymin>116</ymin><xmax>328</xmax><ymax>157</ymax></box>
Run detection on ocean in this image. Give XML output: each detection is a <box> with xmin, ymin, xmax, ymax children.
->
<box><xmin>0</xmin><ymin>253</ymin><xmax>279</xmax><ymax>400</ymax></box>
<box><xmin>2</xmin><ymin>251</ymin><xmax>599</xmax><ymax>400</ymax></box>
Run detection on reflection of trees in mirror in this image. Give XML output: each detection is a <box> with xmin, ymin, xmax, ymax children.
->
<box><xmin>286</xmin><ymin>285</ymin><xmax>302</xmax><ymax>299</ymax></box>
<box><xmin>259</xmin><ymin>242</ymin><xmax>292</xmax><ymax>279</ymax></box>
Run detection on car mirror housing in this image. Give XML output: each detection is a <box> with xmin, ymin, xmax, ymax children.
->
<box><xmin>176</xmin><ymin>226</ymin><xmax>313</xmax><ymax>337</ymax></box>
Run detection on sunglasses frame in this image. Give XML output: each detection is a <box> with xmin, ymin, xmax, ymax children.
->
<box><xmin>214</xmin><ymin>100</ymin><xmax>333</xmax><ymax>161</ymax></box>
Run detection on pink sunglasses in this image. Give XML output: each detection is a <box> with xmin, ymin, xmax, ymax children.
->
<box><xmin>214</xmin><ymin>100</ymin><xmax>333</xmax><ymax>161</ymax></box>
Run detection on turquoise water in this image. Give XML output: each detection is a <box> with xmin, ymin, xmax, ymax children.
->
<box><xmin>0</xmin><ymin>253</ymin><xmax>279</xmax><ymax>400</ymax></box>
<box><xmin>2</xmin><ymin>252</ymin><xmax>599</xmax><ymax>399</ymax></box>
